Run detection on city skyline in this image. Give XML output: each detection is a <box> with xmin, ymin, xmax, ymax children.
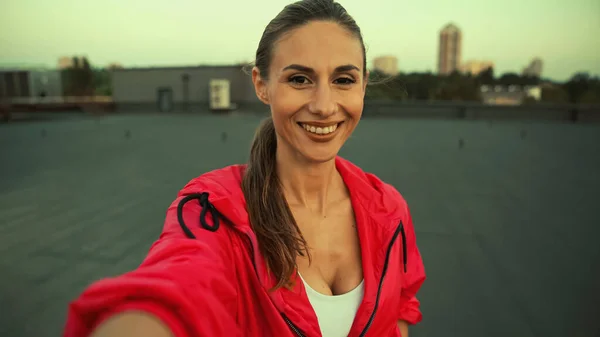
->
<box><xmin>1</xmin><ymin>0</ymin><xmax>599</xmax><ymax>81</ymax></box>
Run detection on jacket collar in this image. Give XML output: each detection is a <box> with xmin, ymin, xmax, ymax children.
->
<box><xmin>195</xmin><ymin>157</ymin><xmax>405</xmax><ymax>233</ymax></box>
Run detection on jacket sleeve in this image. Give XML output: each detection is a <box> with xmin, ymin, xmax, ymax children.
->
<box><xmin>63</xmin><ymin>194</ymin><xmax>239</xmax><ymax>337</ymax></box>
<box><xmin>397</xmin><ymin>209</ymin><xmax>426</xmax><ymax>325</ymax></box>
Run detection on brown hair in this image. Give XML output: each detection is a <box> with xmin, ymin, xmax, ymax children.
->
<box><xmin>241</xmin><ymin>0</ymin><xmax>366</xmax><ymax>290</ymax></box>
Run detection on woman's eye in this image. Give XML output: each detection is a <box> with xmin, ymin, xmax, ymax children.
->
<box><xmin>335</xmin><ymin>77</ymin><xmax>356</xmax><ymax>85</ymax></box>
<box><xmin>289</xmin><ymin>76</ymin><xmax>310</xmax><ymax>85</ymax></box>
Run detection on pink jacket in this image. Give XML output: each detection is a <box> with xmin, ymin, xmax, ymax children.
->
<box><xmin>64</xmin><ymin>157</ymin><xmax>426</xmax><ymax>337</ymax></box>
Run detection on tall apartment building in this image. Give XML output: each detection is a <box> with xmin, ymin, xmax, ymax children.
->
<box><xmin>438</xmin><ymin>23</ymin><xmax>462</xmax><ymax>75</ymax></box>
<box><xmin>372</xmin><ymin>56</ymin><xmax>399</xmax><ymax>75</ymax></box>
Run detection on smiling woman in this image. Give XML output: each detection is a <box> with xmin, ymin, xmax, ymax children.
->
<box><xmin>63</xmin><ymin>1</ymin><xmax>425</xmax><ymax>337</ymax></box>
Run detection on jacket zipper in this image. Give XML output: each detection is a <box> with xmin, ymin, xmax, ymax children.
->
<box><xmin>358</xmin><ymin>221</ymin><xmax>405</xmax><ymax>337</ymax></box>
<box><xmin>283</xmin><ymin>314</ymin><xmax>305</xmax><ymax>337</ymax></box>
<box><xmin>244</xmin><ymin>222</ymin><xmax>406</xmax><ymax>337</ymax></box>
<box><xmin>400</xmin><ymin>224</ymin><xmax>407</xmax><ymax>272</ymax></box>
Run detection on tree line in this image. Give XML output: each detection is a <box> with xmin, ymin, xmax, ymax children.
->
<box><xmin>61</xmin><ymin>57</ymin><xmax>112</xmax><ymax>96</ymax></box>
<box><xmin>64</xmin><ymin>59</ymin><xmax>599</xmax><ymax>105</ymax></box>
<box><xmin>365</xmin><ymin>67</ymin><xmax>600</xmax><ymax>104</ymax></box>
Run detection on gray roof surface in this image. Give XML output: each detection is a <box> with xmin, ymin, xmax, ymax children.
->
<box><xmin>1</xmin><ymin>112</ymin><xmax>599</xmax><ymax>337</ymax></box>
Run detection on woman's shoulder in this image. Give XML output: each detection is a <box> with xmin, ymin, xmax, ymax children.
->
<box><xmin>179</xmin><ymin>163</ymin><xmax>247</xmax><ymax>197</ymax></box>
<box><xmin>161</xmin><ymin>163</ymin><xmax>251</xmax><ymax>240</ymax></box>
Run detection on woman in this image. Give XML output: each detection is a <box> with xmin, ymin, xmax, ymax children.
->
<box><xmin>64</xmin><ymin>1</ymin><xmax>425</xmax><ymax>336</ymax></box>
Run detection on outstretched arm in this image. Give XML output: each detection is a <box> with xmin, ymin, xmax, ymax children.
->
<box><xmin>64</xmin><ymin>194</ymin><xmax>238</xmax><ymax>337</ymax></box>
<box><xmin>90</xmin><ymin>311</ymin><xmax>174</xmax><ymax>337</ymax></box>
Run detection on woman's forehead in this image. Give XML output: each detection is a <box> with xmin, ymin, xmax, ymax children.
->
<box><xmin>271</xmin><ymin>21</ymin><xmax>364</xmax><ymax>73</ymax></box>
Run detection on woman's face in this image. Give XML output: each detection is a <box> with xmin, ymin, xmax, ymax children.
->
<box><xmin>253</xmin><ymin>21</ymin><xmax>367</xmax><ymax>164</ymax></box>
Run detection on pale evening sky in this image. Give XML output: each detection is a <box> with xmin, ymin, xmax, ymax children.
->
<box><xmin>1</xmin><ymin>0</ymin><xmax>599</xmax><ymax>81</ymax></box>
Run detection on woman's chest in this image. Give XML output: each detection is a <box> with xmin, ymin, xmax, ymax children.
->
<box><xmin>294</xmin><ymin>204</ymin><xmax>363</xmax><ymax>296</ymax></box>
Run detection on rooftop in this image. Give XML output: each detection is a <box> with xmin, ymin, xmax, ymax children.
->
<box><xmin>441</xmin><ymin>23</ymin><xmax>461</xmax><ymax>33</ymax></box>
<box><xmin>0</xmin><ymin>112</ymin><xmax>599</xmax><ymax>337</ymax></box>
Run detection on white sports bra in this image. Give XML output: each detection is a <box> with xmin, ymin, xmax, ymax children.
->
<box><xmin>299</xmin><ymin>274</ymin><xmax>364</xmax><ymax>337</ymax></box>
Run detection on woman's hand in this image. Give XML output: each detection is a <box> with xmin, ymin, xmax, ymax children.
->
<box><xmin>397</xmin><ymin>320</ymin><xmax>409</xmax><ymax>337</ymax></box>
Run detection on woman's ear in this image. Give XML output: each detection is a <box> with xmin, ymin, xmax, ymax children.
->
<box><xmin>252</xmin><ymin>67</ymin><xmax>270</xmax><ymax>105</ymax></box>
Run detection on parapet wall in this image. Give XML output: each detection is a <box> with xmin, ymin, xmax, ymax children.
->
<box><xmin>363</xmin><ymin>101</ymin><xmax>600</xmax><ymax>123</ymax></box>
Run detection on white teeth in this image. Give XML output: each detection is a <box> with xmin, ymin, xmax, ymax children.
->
<box><xmin>301</xmin><ymin>123</ymin><xmax>338</xmax><ymax>135</ymax></box>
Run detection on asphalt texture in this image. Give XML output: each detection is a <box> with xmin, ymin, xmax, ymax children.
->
<box><xmin>1</xmin><ymin>112</ymin><xmax>599</xmax><ymax>337</ymax></box>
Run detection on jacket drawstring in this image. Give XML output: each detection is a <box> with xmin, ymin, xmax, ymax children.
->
<box><xmin>177</xmin><ymin>192</ymin><xmax>220</xmax><ymax>238</ymax></box>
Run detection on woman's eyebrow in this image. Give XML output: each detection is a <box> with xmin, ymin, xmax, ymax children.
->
<box><xmin>282</xmin><ymin>64</ymin><xmax>360</xmax><ymax>74</ymax></box>
<box><xmin>333</xmin><ymin>64</ymin><xmax>360</xmax><ymax>73</ymax></box>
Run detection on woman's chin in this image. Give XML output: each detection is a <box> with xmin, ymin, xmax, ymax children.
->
<box><xmin>296</xmin><ymin>144</ymin><xmax>340</xmax><ymax>164</ymax></box>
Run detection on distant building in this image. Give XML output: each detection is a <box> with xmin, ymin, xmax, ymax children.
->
<box><xmin>522</xmin><ymin>58</ymin><xmax>543</xmax><ymax>77</ymax></box>
<box><xmin>0</xmin><ymin>69</ymin><xmax>63</xmax><ymax>101</ymax></box>
<box><xmin>480</xmin><ymin>85</ymin><xmax>541</xmax><ymax>105</ymax></box>
<box><xmin>526</xmin><ymin>86</ymin><xmax>542</xmax><ymax>101</ymax></box>
<box><xmin>57</xmin><ymin>56</ymin><xmax>89</xmax><ymax>70</ymax></box>
<box><xmin>461</xmin><ymin>60</ymin><xmax>494</xmax><ymax>75</ymax></box>
<box><xmin>111</xmin><ymin>65</ymin><xmax>260</xmax><ymax>112</ymax></box>
<box><xmin>372</xmin><ymin>56</ymin><xmax>399</xmax><ymax>75</ymax></box>
<box><xmin>107</xmin><ymin>63</ymin><xmax>124</xmax><ymax>70</ymax></box>
<box><xmin>438</xmin><ymin>23</ymin><xmax>462</xmax><ymax>75</ymax></box>
<box><xmin>58</xmin><ymin>57</ymin><xmax>74</xmax><ymax>69</ymax></box>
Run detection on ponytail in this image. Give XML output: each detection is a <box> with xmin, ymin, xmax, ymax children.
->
<box><xmin>241</xmin><ymin>117</ymin><xmax>309</xmax><ymax>290</ymax></box>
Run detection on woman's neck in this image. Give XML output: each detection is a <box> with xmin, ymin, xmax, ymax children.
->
<box><xmin>276</xmin><ymin>145</ymin><xmax>341</xmax><ymax>215</ymax></box>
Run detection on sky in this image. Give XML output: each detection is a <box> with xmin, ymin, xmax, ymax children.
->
<box><xmin>1</xmin><ymin>0</ymin><xmax>598</xmax><ymax>81</ymax></box>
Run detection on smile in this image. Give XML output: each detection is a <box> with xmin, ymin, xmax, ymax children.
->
<box><xmin>298</xmin><ymin>122</ymin><xmax>341</xmax><ymax>135</ymax></box>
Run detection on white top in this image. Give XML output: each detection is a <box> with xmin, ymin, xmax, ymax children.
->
<box><xmin>299</xmin><ymin>274</ymin><xmax>364</xmax><ymax>337</ymax></box>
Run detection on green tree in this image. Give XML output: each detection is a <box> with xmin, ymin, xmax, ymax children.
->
<box><xmin>578</xmin><ymin>76</ymin><xmax>600</xmax><ymax>103</ymax></box>
<box><xmin>498</xmin><ymin>73</ymin><xmax>521</xmax><ymax>86</ymax></box>
<box><xmin>476</xmin><ymin>67</ymin><xmax>495</xmax><ymax>85</ymax></box>
<box><xmin>541</xmin><ymin>85</ymin><xmax>569</xmax><ymax>103</ymax></box>
<box><xmin>93</xmin><ymin>68</ymin><xmax>113</xmax><ymax>96</ymax></box>
<box><xmin>399</xmin><ymin>72</ymin><xmax>440</xmax><ymax>100</ymax></box>
<box><xmin>436</xmin><ymin>71</ymin><xmax>480</xmax><ymax>101</ymax></box>
<box><xmin>365</xmin><ymin>70</ymin><xmax>406</xmax><ymax>100</ymax></box>
<box><xmin>521</xmin><ymin>75</ymin><xmax>540</xmax><ymax>85</ymax></box>
<box><xmin>563</xmin><ymin>72</ymin><xmax>596</xmax><ymax>103</ymax></box>
<box><xmin>62</xmin><ymin>56</ymin><xmax>95</xmax><ymax>96</ymax></box>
